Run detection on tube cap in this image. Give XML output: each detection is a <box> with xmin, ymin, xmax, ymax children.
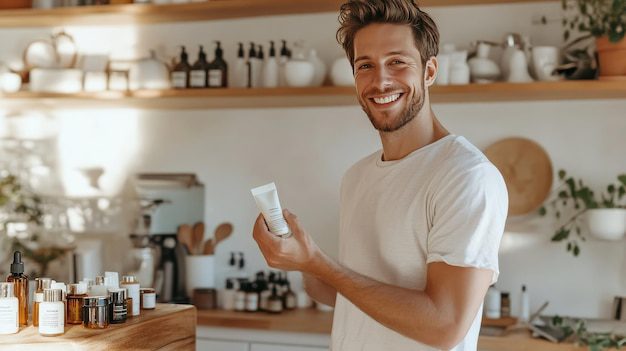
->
<box><xmin>10</xmin><ymin>251</ymin><xmax>24</xmax><ymax>274</ymax></box>
<box><xmin>0</xmin><ymin>282</ymin><xmax>15</xmax><ymax>298</ymax></box>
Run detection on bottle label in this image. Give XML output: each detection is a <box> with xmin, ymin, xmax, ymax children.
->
<box><xmin>190</xmin><ymin>70</ymin><xmax>206</xmax><ymax>87</ymax></box>
<box><xmin>171</xmin><ymin>72</ymin><xmax>188</xmax><ymax>88</ymax></box>
<box><xmin>0</xmin><ymin>303</ymin><xmax>18</xmax><ymax>330</ymax></box>
<box><xmin>112</xmin><ymin>304</ymin><xmax>127</xmax><ymax>321</ymax></box>
<box><xmin>208</xmin><ymin>70</ymin><xmax>223</xmax><ymax>87</ymax></box>
<box><xmin>34</xmin><ymin>292</ymin><xmax>43</xmax><ymax>303</ymax></box>
<box><xmin>39</xmin><ymin>304</ymin><xmax>64</xmax><ymax>334</ymax></box>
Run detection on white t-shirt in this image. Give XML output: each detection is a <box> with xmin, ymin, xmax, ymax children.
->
<box><xmin>331</xmin><ymin>135</ymin><xmax>508</xmax><ymax>351</ymax></box>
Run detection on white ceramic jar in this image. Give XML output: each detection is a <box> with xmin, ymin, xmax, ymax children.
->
<box><xmin>39</xmin><ymin>289</ymin><xmax>65</xmax><ymax>336</ymax></box>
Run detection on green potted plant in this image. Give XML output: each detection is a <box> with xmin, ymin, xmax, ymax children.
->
<box><xmin>539</xmin><ymin>170</ymin><xmax>626</xmax><ymax>256</ymax></box>
<box><xmin>561</xmin><ymin>0</ymin><xmax>626</xmax><ymax>78</ymax></box>
<box><xmin>1</xmin><ymin>173</ymin><xmax>70</xmax><ymax>276</ymax></box>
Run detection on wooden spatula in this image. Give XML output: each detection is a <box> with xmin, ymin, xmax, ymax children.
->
<box><xmin>202</xmin><ymin>222</ymin><xmax>233</xmax><ymax>255</ymax></box>
<box><xmin>191</xmin><ymin>222</ymin><xmax>205</xmax><ymax>255</ymax></box>
<box><xmin>177</xmin><ymin>224</ymin><xmax>193</xmax><ymax>254</ymax></box>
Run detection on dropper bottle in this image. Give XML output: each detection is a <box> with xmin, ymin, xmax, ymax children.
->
<box><xmin>6</xmin><ymin>251</ymin><xmax>28</xmax><ymax>326</ymax></box>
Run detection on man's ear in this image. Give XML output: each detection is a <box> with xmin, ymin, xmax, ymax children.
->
<box><xmin>423</xmin><ymin>56</ymin><xmax>438</xmax><ymax>88</ymax></box>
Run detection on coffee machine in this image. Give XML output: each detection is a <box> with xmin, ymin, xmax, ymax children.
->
<box><xmin>132</xmin><ymin>173</ymin><xmax>205</xmax><ymax>303</ymax></box>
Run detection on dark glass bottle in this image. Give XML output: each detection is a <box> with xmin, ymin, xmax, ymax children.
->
<box><xmin>6</xmin><ymin>251</ymin><xmax>28</xmax><ymax>326</ymax></box>
<box><xmin>207</xmin><ymin>41</ymin><xmax>228</xmax><ymax>88</ymax></box>
<box><xmin>190</xmin><ymin>46</ymin><xmax>209</xmax><ymax>88</ymax></box>
<box><xmin>171</xmin><ymin>46</ymin><xmax>191</xmax><ymax>89</ymax></box>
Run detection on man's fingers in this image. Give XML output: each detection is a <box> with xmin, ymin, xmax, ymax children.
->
<box><xmin>283</xmin><ymin>209</ymin><xmax>303</xmax><ymax>238</ymax></box>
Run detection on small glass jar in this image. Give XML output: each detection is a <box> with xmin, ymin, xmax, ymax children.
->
<box><xmin>67</xmin><ymin>283</ymin><xmax>88</xmax><ymax>325</ymax></box>
<box><xmin>140</xmin><ymin>288</ymin><xmax>156</xmax><ymax>310</ymax></box>
<box><xmin>108</xmin><ymin>288</ymin><xmax>127</xmax><ymax>324</ymax></box>
<box><xmin>83</xmin><ymin>296</ymin><xmax>109</xmax><ymax>329</ymax></box>
<box><xmin>501</xmin><ymin>292</ymin><xmax>511</xmax><ymax>318</ymax></box>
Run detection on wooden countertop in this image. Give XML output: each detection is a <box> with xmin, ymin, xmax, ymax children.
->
<box><xmin>197</xmin><ymin>309</ymin><xmax>605</xmax><ymax>350</ymax></box>
<box><xmin>0</xmin><ymin>303</ymin><xmax>196</xmax><ymax>351</ymax></box>
<box><xmin>197</xmin><ymin>308</ymin><xmax>334</xmax><ymax>334</ymax></box>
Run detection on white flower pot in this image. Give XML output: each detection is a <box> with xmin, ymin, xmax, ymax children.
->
<box><xmin>586</xmin><ymin>208</ymin><xmax>626</xmax><ymax>241</ymax></box>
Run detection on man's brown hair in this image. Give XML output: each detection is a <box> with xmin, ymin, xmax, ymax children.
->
<box><xmin>336</xmin><ymin>0</ymin><xmax>440</xmax><ymax>70</ymax></box>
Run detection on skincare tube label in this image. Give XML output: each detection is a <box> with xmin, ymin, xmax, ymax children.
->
<box><xmin>251</xmin><ymin>182</ymin><xmax>290</xmax><ymax>236</ymax></box>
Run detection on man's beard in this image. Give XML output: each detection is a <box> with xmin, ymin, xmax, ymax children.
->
<box><xmin>359</xmin><ymin>85</ymin><xmax>425</xmax><ymax>133</ymax></box>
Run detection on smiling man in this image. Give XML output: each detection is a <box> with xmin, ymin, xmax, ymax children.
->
<box><xmin>252</xmin><ymin>1</ymin><xmax>509</xmax><ymax>350</ymax></box>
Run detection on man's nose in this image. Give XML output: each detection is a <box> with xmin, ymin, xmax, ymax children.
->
<box><xmin>372</xmin><ymin>66</ymin><xmax>393</xmax><ymax>90</ymax></box>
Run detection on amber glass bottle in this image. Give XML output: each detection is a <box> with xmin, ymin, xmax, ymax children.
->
<box><xmin>67</xmin><ymin>283</ymin><xmax>88</xmax><ymax>324</ymax></box>
<box><xmin>6</xmin><ymin>251</ymin><xmax>28</xmax><ymax>326</ymax></box>
<box><xmin>33</xmin><ymin>277</ymin><xmax>52</xmax><ymax>326</ymax></box>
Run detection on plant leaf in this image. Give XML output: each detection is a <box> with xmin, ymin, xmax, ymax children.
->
<box><xmin>573</xmin><ymin>245</ymin><xmax>580</xmax><ymax>256</ymax></box>
<box><xmin>553</xmin><ymin>228</ymin><xmax>570</xmax><ymax>241</ymax></box>
<box><xmin>539</xmin><ymin>206</ymin><xmax>547</xmax><ymax>216</ymax></box>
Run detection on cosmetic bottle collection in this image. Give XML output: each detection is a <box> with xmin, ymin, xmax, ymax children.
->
<box><xmin>1</xmin><ymin>251</ymin><xmax>158</xmax><ymax>335</ymax></box>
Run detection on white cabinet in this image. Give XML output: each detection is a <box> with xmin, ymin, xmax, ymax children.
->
<box><xmin>197</xmin><ymin>326</ymin><xmax>330</xmax><ymax>351</ymax></box>
<box><xmin>197</xmin><ymin>339</ymin><xmax>249</xmax><ymax>351</ymax></box>
<box><xmin>250</xmin><ymin>344</ymin><xmax>327</xmax><ymax>351</ymax></box>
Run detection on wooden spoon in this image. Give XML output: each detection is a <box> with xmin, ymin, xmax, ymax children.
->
<box><xmin>202</xmin><ymin>222</ymin><xmax>233</xmax><ymax>255</ymax></box>
<box><xmin>213</xmin><ymin>222</ymin><xmax>233</xmax><ymax>249</ymax></box>
<box><xmin>176</xmin><ymin>224</ymin><xmax>193</xmax><ymax>254</ymax></box>
<box><xmin>191</xmin><ymin>222</ymin><xmax>205</xmax><ymax>255</ymax></box>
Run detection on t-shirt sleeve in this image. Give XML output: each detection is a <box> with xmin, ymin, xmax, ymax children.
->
<box><xmin>426</xmin><ymin>161</ymin><xmax>508</xmax><ymax>284</ymax></box>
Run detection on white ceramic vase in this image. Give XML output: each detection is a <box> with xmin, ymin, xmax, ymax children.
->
<box><xmin>468</xmin><ymin>42</ymin><xmax>500</xmax><ymax>84</ymax></box>
<box><xmin>586</xmin><ymin>208</ymin><xmax>626</xmax><ymax>241</ymax></box>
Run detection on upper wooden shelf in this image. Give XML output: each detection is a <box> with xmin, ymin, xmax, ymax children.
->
<box><xmin>0</xmin><ymin>81</ymin><xmax>623</xmax><ymax>110</ymax></box>
<box><xmin>0</xmin><ymin>0</ymin><xmax>556</xmax><ymax>28</ymax></box>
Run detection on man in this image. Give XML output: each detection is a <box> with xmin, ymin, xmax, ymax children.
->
<box><xmin>252</xmin><ymin>1</ymin><xmax>508</xmax><ymax>350</ymax></box>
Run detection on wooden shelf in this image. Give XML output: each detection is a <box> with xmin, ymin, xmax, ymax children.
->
<box><xmin>0</xmin><ymin>81</ymin><xmax>623</xmax><ymax>110</ymax></box>
<box><xmin>0</xmin><ymin>0</ymin><xmax>556</xmax><ymax>28</ymax></box>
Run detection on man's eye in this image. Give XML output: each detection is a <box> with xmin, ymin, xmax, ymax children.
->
<box><xmin>391</xmin><ymin>60</ymin><xmax>404</xmax><ymax>65</ymax></box>
<box><xmin>358</xmin><ymin>64</ymin><xmax>372</xmax><ymax>70</ymax></box>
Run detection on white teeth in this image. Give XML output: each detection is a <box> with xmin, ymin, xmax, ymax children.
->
<box><xmin>373</xmin><ymin>94</ymin><xmax>401</xmax><ymax>104</ymax></box>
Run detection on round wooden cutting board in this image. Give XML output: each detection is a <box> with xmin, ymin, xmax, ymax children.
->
<box><xmin>484</xmin><ymin>137</ymin><xmax>553</xmax><ymax>216</ymax></box>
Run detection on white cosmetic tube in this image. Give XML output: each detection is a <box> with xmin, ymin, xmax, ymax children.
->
<box><xmin>251</xmin><ymin>182</ymin><xmax>290</xmax><ymax>237</ymax></box>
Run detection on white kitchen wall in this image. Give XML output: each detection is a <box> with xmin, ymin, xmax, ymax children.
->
<box><xmin>1</xmin><ymin>2</ymin><xmax>625</xmax><ymax>319</ymax></box>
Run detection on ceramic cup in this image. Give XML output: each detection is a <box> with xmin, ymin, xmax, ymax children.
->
<box><xmin>532</xmin><ymin>46</ymin><xmax>561</xmax><ymax>81</ymax></box>
<box><xmin>185</xmin><ymin>255</ymin><xmax>215</xmax><ymax>299</ymax></box>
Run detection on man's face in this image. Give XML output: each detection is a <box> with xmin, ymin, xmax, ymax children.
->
<box><xmin>353</xmin><ymin>23</ymin><xmax>426</xmax><ymax>133</ymax></box>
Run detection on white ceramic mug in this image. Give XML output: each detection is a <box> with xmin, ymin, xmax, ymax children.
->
<box><xmin>185</xmin><ymin>255</ymin><xmax>215</xmax><ymax>299</ymax></box>
<box><xmin>532</xmin><ymin>46</ymin><xmax>560</xmax><ymax>81</ymax></box>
